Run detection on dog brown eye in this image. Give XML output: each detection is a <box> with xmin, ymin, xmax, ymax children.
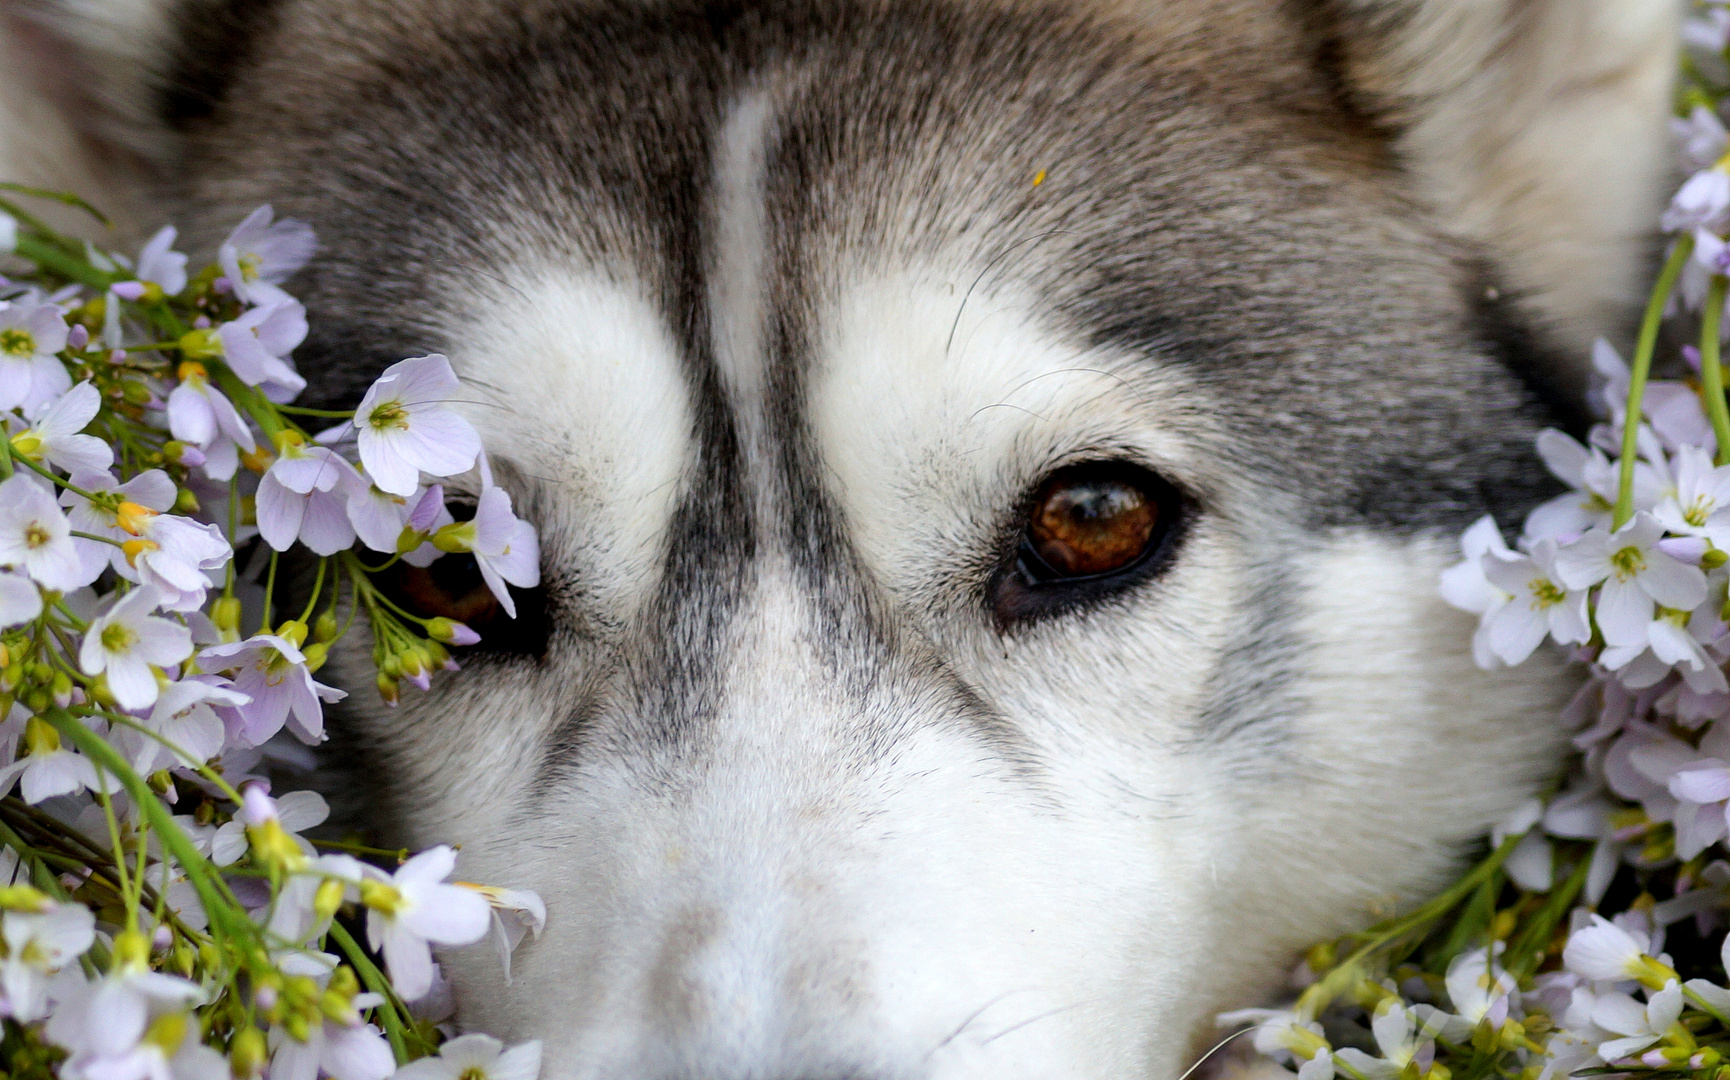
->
<box><xmin>1027</xmin><ymin>469</ymin><xmax>1160</xmax><ymax>578</ymax></box>
<box><xmin>991</xmin><ymin>460</ymin><xmax>1185</xmax><ymax>626</ymax></box>
<box><xmin>396</xmin><ymin>559</ymin><xmax>501</xmax><ymax>625</ymax></box>
<box><xmin>374</xmin><ymin>553</ymin><xmax>549</xmax><ymax>658</ymax></box>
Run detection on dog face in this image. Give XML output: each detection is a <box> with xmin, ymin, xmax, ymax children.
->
<box><xmin>4</xmin><ymin>0</ymin><xmax>1681</xmax><ymax>1074</ymax></box>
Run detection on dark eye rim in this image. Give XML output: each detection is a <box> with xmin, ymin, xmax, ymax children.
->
<box><xmin>988</xmin><ymin>459</ymin><xmax>1190</xmax><ymax>627</ymax></box>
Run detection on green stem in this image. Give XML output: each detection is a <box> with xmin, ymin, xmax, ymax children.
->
<box><xmin>1705</xmin><ymin>276</ymin><xmax>1730</xmax><ymax>467</ymax></box>
<box><xmin>44</xmin><ymin>708</ymin><xmax>255</xmax><ymax>949</ymax></box>
<box><xmin>13</xmin><ymin>234</ymin><xmax>112</xmax><ymax>289</ymax></box>
<box><xmin>327</xmin><ymin>920</ymin><xmax>420</xmax><ymax>1063</ymax></box>
<box><xmin>1616</xmin><ymin>235</ymin><xmax>1696</xmax><ymax>528</ymax></box>
<box><xmin>7</xmin><ymin>447</ymin><xmax>102</xmax><ymax>500</ymax></box>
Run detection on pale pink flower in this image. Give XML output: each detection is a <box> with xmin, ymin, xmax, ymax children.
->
<box><xmin>350</xmin><ymin>355</ymin><xmax>481</xmax><ymax>497</ymax></box>
<box><xmin>165</xmin><ymin>365</ymin><xmax>254</xmax><ymax>481</ymax></box>
<box><xmin>217</xmin><ymin>205</ymin><xmax>316</xmax><ymax>308</ymax></box>
<box><xmin>78</xmin><ymin>587</ymin><xmax>194</xmax><ymax>710</ymax></box>
<box><xmin>361</xmin><ymin>845</ymin><xmax>490</xmax><ymax>1001</ymax></box>
<box><xmin>0</xmin><ymin>473</ymin><xmax>95</xmax><ymax>592</ymax></box>
<box><xmin>256</xmin><ymin>449</ymin><xmax>361</xmax><ymax>555</ymax></box>
<box><xmin>268</xmin><ymin>992</ymin><xmax>395</xmax><ymax>1080</ymax></box>
<box><xmin>216</xmin><ymin>300</ymin><xmax>307</xmax><ymax>399</ymax></box>
<box><xmin>60</xmin><ymin>469</ymin><xmax>177</xmax><ymax>583</ymax></box>
<box><xmin>0</xmin><ymin>301</ymin><xmax>71</xmax><ymax>412</ymax></box>
<box><xmin>12</xmin><ymin>382</ymin><xmax>112</xmax><ymax>475</ymax></box>
<box><xmin>198</xmin><ymin>634</ymin><xmax>345</xmax><ymax>746</ymax></box>
<box><xmin>0</xmin><ymin>568</ymin><xmax>41</xmax><ymax>628</ymax></box>
<box><xmin>1480</xmin><ymin>539</ymin><xmax>1590</xmax><ymax>665</ymax></box>
<box><xmin>1554</xmin><ymin>513</ymin><xmax>1707</xmax><ymax>649</ymax></box>
<box><xmin>134</xmin><ymin>225</ymin><xmax>188</xmax><ymax>295</ymax></box>
<box><xmin>393</xmin><ymin>1034</ymin><xmax>543</xmax><ymax>1080</ymax></box>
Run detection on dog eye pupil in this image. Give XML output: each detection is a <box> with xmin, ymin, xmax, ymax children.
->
<box><xmin>1028</xmin><ymin>472</ymin><xmax>1159</xmax><ymax>577</ymax></box>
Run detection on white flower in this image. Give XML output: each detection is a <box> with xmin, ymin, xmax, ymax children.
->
<box><xmin>115</xmin><ymin>507</ymin><xmax>232</xmax><ymax>613</ymax></box>
<box><xmin>0</xmin><ymin>473</ymin><xmax>94</xmax><ymax>592</ymax></box>
<box><xmin>256</xmin><ymin>444</ymin><xmax>361</xmax><ymax>555</ymax></box>
<box><xmin>1554</xmin><ymin>513</ymin><xmax>1707</xmax><ymax>649</ymax></box>
<box><xmin>1480</xmin><ymin>539</ymin><xmax>1590</xmax><ymax>665</ymax></box>
<box><xmin>215</xmin><ymin>299</ymin><xmax>308</xmax><ymax>398</ymax></box>
<box><xmin>60</xmin><ymin>1010</ymin><xmax>227</xmax><ymax>1080</ymax></box>
<box><xmin>1444</xmin><ymin>946</ymin><xmax>1518</xmax><ymax>1028</ymax></box>
<box><xmin>1563</xmin><ymin>913</ymin><xmax>1676</xmax><ymax>987</ymax></box>
<box><xmin>347</xmin><ymin>483</ymin><xmax>417</xmax><ymax>553</ymax></box>
<box><xmin>1524</xmin><ymin>430</ymin><xmax>1620</xmax><ymax>541</ymax></box>
<box><xmin>349</xmin><ymin>355</ymin><xmax>481</xmax><ymax>497</ymax></box>
<box><xmin>211</xmin><ymin>786</ymin><xmax>328</xmax><ymax>867</ymax></box>
<box><xmin>268</xmin><ymin>853</ymin><xmax>367</xmax><ymax>943</ymax></box>
<box><xmin>0</xmin><ymin>568</ymin><xmax>41</xmax><ymax>628</ymax></box>
<box><xmin>268</xmin><ymin>992</ymin><xmax>396</xmax><ymax>1080</ymax></box>
<box><xmin>135</xmin><ymin>225</ymin><xmax>188</xmax><ymax>295</ymax></box>
<box><xmin>1332</xmin><ymin>1002</ymin><xmax>1427</xmax><ymax>1080</ymax></box>
<box><xmin>59</xmin><ymin>468</ymin><xmax>177</xmax><ymax>582</ymax></box>
<box><xmin>199</xmin><ymin>634</ymin><xmax>345</xmax><ymax>746</ymax></box>
<box><xmin>1216</xmin><ymin>1008</ymin><xmax>1331</xmax><ymax>1070</ymax></box>
<box><xmin>0</xmin><ymin>715</ymin><xmax>103</xmax><ymax>804</ymax></box>
<box><xmin>463</xmin><ymin>883</ymin><xmax>547</xmax><ymax>983</ymax></box>
<box><xmin>1654</xmin><ymin>445</ymin><xmax>1730</xmax><ymax>547</ymax></box>
<box><xmin>165</xmin><ymin>361</ymin><xmax>255</xmax><ymax>481</ymax></box>
<box><xmin>133</xmin><ymin>676</ymin><xmax>248</xmax><ymax>774</ymax></box>
<box><xmin>393</xmin><ymin>1034</ymin><xmax>544</xmax><ymax>1080</ymax></box>
<box><xmin>1</xmin><ymin>901</ymin><xmax>95</xmax><ymax>1022</ymax></box>
<box><xmin>1664</xmin><ymin>168</ymin><xmax>1730</xmax><ymax>233</ymax></box>
<box><xmin>361</xmin><ymin>845</ymin><xmax>490</xmax><ymax>1001</ymax></box>
<box><xmin>0</xmin><ymin>301</ymin><xmax>71</xmax><ymax>413</ymax></box>
<box><xmin>435</xmin><ymin>483</ymin><xmax>540</xmax><ymax>618</ymax></box>
<box><xmin>45</xmin><ymin>955</ymin><xmax>203</xmax><ymax>1063</ymax></box>
<box><xmin>79</xmin><ymin>586</ymin><xmax>194</xmax><ymax>710</ymax></box>
<box><xmin>1591</xmin><ymin>981</ymin><xmax>1684</xmax><ymax>1062</ymax></box>
<box><xmin>11</xmin><ymin>382</ymin><xmax>113</xmax><ymax>475</ymax></box>
<box><xmin>217</xmin><ymin>205</ymin><xmax>316</xmax><ymax>308</ymax></box>
<box><xmin>1674</xmin><ymin>105</ymin><xmax>1730</xmax><ymax>171</ymax></box>
<box><xmin>1438</xmin><ymin>515</ymin><xmax>1515</xmax><ymax>614</ymax></box>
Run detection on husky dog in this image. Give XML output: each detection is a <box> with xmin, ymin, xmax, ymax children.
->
<box><xmin>0</xmin><ymin>0</ymin><xmax>1685</xmax><ymax>1075</ymax></box>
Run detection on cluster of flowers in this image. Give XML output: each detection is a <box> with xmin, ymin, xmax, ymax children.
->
<box><xmin>1223</xmin><ymin>6</ymin><xmax>1730</xmax><ymax>1080</ymax></box>
<box><xmin>0</xmin><ymin>190</ymin><xmax>545</xmax><ymax>1079</ymax></box>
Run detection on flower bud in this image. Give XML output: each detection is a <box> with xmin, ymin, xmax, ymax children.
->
<box><xmin>149</xmin><ymin>768</ymin><xmax>175</xmax><ymax>796</ymax></box>
<box><xmin>359</xmin><ymin>878</ymin><xmax>406</xmax><ymax>916</ymax></box>
<box><xmin>313</xmin><ymin>609</ymin><xmax>339</xmax><ymax>643</ymax></box>
<box><xmin>178</xmin><ymin>328</ymin><xmax>222</xmax><ymax>360</ymax></box>
<box><xmin>21</xmin><ymin>684</ymin><xmax>49</xmax><ymax>713</ymax></box>
<box><xmin>199</xmin><ymin>940</ymin><xmax>222</xmax><ymax>972</ymax></box>
<box><xmin>432</xmin><ymin>521</ymin><xmax>478</xmax><ymax>554</ymax></box>
<box><xmin>313</xmin><ymin>877</ymin><xmax>347</xmax><ymax>922</ymax></box>
<box><xmin>143</xmin><ymin>1012</ymin><xmax>188</xmax><ymax>1054</ymax></box>
<box><xmin>301</xmin><ymin>642</ymin><xmax>329</xmax><ymax>673</ymax></box>
<box><xmin>426</xmin><ymin>617</ymin><xmax>481</xmax><ymax>646</ymax></box>
<box><xmin>50</xmin><ymin>670</ymin><xmax>73</xmax><ymax>708</ymax></box>
<box><xmin>281</xmin><ymin>1010</ymin><xmax>312</xmax><ymax>1044</ymax></box>
<box><xmin>174</xmin><ymin>488</ymin><xmax>200</xmax><ymax>515</ymax></box>
<box><xmin>66</xmin><ymin>323</ymin><xmax>90</xmax><ymax>350</ymax></box>
<box><xmin>230</xmin><ymin>1027</ymin><xmax>268</xmax><ymax>1079</ymax></box>
<box><xmin>376</xmin><ymin>671</ymin><xmax>399</xmax><ymax>706</ymax></box>
<box><xmin>172</xmin><ymin>939</ymin><xmax>196</xmax><ymax>977</ymax></box>
<box><xmin>112</xmin><ymin>927</ymin><xmax>151</xmax><ymax>972</ymax></box>
<box><xmin>0</xmin><ymin>884</ymin><xmax>52</xmax><ymax>912</ymax></box>
<box><xmin>276</xmin><ymin>619</ymin><xmax>309</xmax><ymax>648</ymax></box>
<box><xmin>395</xmin><ymin>525</ymin><xmax>427</xmax><ymax>553</ymax></box>
<box><xmin>120</xmin><ymin>379</ymin><xmax>153</xmax><ymax>406</ymax></box>
<box><xmin>212</xmin><ymin>596</ymin><xmax>243</xmax><ymax>638</ymax></box>
<box><xmin>327</xmin><ymin>966</ymin><xmax>360</xmax><ymax>999</ymax></box>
